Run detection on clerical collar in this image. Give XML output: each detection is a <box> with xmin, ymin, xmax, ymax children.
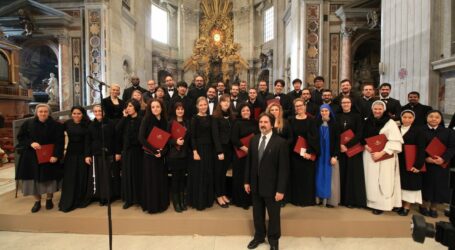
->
<box><xmin>427</xmin><ymin>125</ymin><xmax>438</xmax><ymax>130</ymax></box>
<box><xmin>363</xmin><ymin>96</ymin><xmax>372</xmax><ymax>101</ymax></box>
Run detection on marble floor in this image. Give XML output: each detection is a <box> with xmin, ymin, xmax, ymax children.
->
<box><xmin>0</xmin><ymin>163</ymin><xmax>446</xmax><ymax>250</ymax></box>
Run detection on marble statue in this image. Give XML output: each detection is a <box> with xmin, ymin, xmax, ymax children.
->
<box><xmin>45</xmin><ymin>73</ymin><xmax>58</xmax><ymax>105</ymax></box>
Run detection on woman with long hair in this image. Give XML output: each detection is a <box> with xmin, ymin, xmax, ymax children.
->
<box><xmin>16</xmin><ymin>104</ymin><xmax>64</xmax><ymax>212</ymax></box>
<box><xmin>116</xmin><ymin>99</ymin><xmax>143</xmax><ymax>209</ymax></box>
<box><xmin>288</xmin><ymin>98</ymin><xmax>318</xmax><ymax>206</ymax></box>
<box><xmin>167</xmin><ymin>102</ymin><xmax>190</xmax><ymax>212</ymax></box>
<box><xmin>231</xmin><ymin>103</ymin><xmax>258</xmax><ymax>209</ymax></box>
<box><xmin>138</xmin><ymin>99</ymin><xmax>169</xmax><ymax>213</ymax></box>
<box><xmin>188</xmin><ymin>96</ymin><xmax>216</xmax><ymax>210</ymax></box>
<box><xmin>212</xmin><ymin>94</ymin><xmax>235</xmax><ymax>208</ymax></box>
<box><xmin>131</xmin><ymin>89</ymin><xmax>147</xmax><ymax>116</ymax></box>
<box><xmin>59</xmin><ymin>106</ymin><xmax>91</xmax><ymax>212</ymax></box>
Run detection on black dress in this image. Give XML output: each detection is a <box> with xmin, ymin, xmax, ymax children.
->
<box><xmin>212</xmin><ymin>114</ymin><xmax>233</xmax><ymax>198</ymax></box>
<box><xmin>116</xmin><ymin>115</ymin><xmax>143</xmax><ymax>206</ymax></box>
<box><xmin>85</xmin><ymin>118</ymin><xmax>120</xmax><ymax>205</ymax></box>
<box><xmin>398</xmin><ymin>125</ymin><xmax>425</xmax><ymax>192</ymax></box>
<box><xmin>336</xmin><ymin>111</ymin><xmax>366</xmax><ymax>207</ymax></box>
<box><xmin>288</xmin><ymin>116</ymin><xmax>318</xmax><ymax>206</ymax></box>
<box><xmin>421</xmin><ymin>126</ymin><xmax>455</xmax><ymax>203</ymax></box>
<box><xmin>138</xmin><ymin>115</ymin><xmax>169</xmax><ymax>213</ymax></box>
<box><xmin>231</xmin><ymin>118</ymin><xmax>258</xmax><ymax>208</ymax></box>
<box><xmin>166</xmin><ymin>119</ymin><xmax>190</xmax><ymax>196</ymax></box>
<box><xmin>59</xmin><ymin>120</ymin><xmax>90</xmax><ymax>212</ymax></box>
<box><xmin>188</xmin><ymin>115</ymin><xmax>215</xmax><ymax>210</ymax></box>
<box><xmin>101</xmin><ymin>97</ymin><xmax>125</xmax><ymax>123</ymax></box>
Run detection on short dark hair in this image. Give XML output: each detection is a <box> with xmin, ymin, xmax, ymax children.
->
<box><xmin>408</xmin><ymin>91</ymin><xmax>420</xmax><ymax>98</ymax></box>
<box><xmin>379</xmin><ymin>83</ymin><xmax>392</xmax><ymax>89</ymax></box>
<box><xmin>231</xmin><ymin>82</ymin><xmax>239</xmax><ymax>88</ymax></box>
<box><xmin>259</xmin><ymin>112</ymin><xmax>275</xmax><ymax>127</ymax></box>
<box><xmin>207</xmin><ymin>86</ymin><xmax>216</xmax><ymax>92</ymax></box>
<box><xmin>176</xmin><ymin>81</ymin><xmax>188</xmax><ymax>88</ymax></box>
<box><xmin>322</xmin><ymin>89</ymin><xmax>332</xmax><ymax>95</ymax></box>
<box><xmin>361</xmin><ymin>82</ymin><xmax>375</xmax><ymax>90</ymax></box>
<box><xmin>340</xmin><ymin>79</ymin><xmax>352</xmax><ymax>85</ymax></box>
<box><xmin>274</xmin><ymin>79</ymin><xmax>285</xmax><ymax>87</ymax></box>
<box><xmin>292</xmin><ymin>78</ymin><xmax>303</xmax><ymax>85</ymax></box>
<box><xmin>314</xmin><ymin>76</ymin><xmax>325</xmax><ymax>83</ymax></box>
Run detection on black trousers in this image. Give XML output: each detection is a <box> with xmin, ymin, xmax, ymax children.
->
<box><xmin>252</xmin><ymin>193</ymin><xmax>281</xmax><ymax>246</ymax></box>
<box><xmin>214</xmin><ymin>144</ymin><xmax>232</xmax><ymax>197</ymax></box>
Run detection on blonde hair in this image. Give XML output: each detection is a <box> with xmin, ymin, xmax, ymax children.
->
<box><xmin>132</xmin><ymin>89</ymin><xmax>147</xmax><ymax>110</ymax></box>
<box><xmin>34</xmin><ymin>103</ymin><xmax>52</xmax><ymax>116</ymax></box>
<box><xmin>265</xmin><ymin>103</ymin><xmax>284</xmax><ymax>133</ymax></box>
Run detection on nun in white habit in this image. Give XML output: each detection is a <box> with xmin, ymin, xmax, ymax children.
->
<box><xmin>362</xmin><ymin>100</ymin><xmax>403</xmax><ymax>215</ymax></box>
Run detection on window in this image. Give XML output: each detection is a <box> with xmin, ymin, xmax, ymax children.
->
<box><xmin>151</xmin><ymin>4</ymin><xmax>168</xmax><ymax>44</ymax></box>
<box><xmin>263</xmin><ymin>7</ymin><xmax>274</xmax><ymax>43</ymax></box>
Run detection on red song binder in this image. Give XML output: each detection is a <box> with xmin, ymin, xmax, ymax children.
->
<box><xmin>36</xmin><ymin>144</ymin><xmax>55</xmax><ymax>164</ymax></box>
<box><xmin>254</xmin><ymin>107</ymin><xmax>262</xmax><ymax>120</ymax></box>
<box><xmin>267</xmin><ymin>98</ymin><xmax>280</xmax><ymax>106</ymax></box>
<box><xmin>234</xmin><ymin>133</ymin><xmax>254</xmax><ymax>159</ymax></box>
<box><xmin>340</xmin><ymin>129</ymin><xmax>364</xmax><ymax>157</ymax></box>
<box><xmin>425</xmin><ymin>137</ymin><xmax>448</xmax><ymax>168</ymax></box>
<box><xmin>365</xmin><ymin>134</ymin><xmax>393</xmax><ymax>162</ymax></box>
<box><xmin>404</xmin><ymin>144</ymin><xmax>426</xmax><ymax>172</ymax></box>
<box><xmin>144</xmin><ymin>126</ymin><xmax>171</xmax><ymax>151</ymax></box>
<box><xmin>293</xmin><ymin>136</ymin><xmax>316</xmax><ymax>161</ymax></box>
<box><xmin>170</xmin><ymin>120</ymin><xmax>187</xmax><ymax>140</ymax></box>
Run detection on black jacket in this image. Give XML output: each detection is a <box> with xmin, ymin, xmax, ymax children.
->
<box><xmin>122</xmin><ymin>85</ymin><xmax>147</xmax><ymax>101</ymax></box>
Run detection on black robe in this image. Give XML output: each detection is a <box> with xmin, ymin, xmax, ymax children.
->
<box><xmin>398</xmin><ymin>125</ymin><xmax>425</xmax><ymax>191</ymax></box>
<box><xmin>401</xmin><ymin>103</ymin><xmax>432</xmax><ymax>127</ymax></box>
<box><xmin>380</xmin><ymin>97</ymin><xmax>401</xmax><ymax>121</ymax></box>
<box><xmin>212</xmin><ymin>114</ymin><xmax>234</xmax><ymax>197</ymax></box>
<box><xmin>101</xmin><ymin>97</ymin><xmax>125</xmax><ymax>123</ymax></box>
<box><xmin>421</xmin><ymin>126</ymin><xmax>455</xmax><ymax>203</ymax></box>
<box><xmin>358</xmin><ymin>96</ymin><xmax>378</xmax><ymax>120</ymax></box>
<box><xmin>336</xmin><ymin>111</ymin><xmax>366</xmax><ymax>207</ymax></box>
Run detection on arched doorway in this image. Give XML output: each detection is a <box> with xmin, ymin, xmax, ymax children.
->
<box><xmin>19</xmin><ymin>40</ymin><xmax>58</xmax><ymax>103</ymax></box>
<box><xmin>352</xmin><ymin>38</ymin><xmax>380</xmax><ymax>91</ymax></box>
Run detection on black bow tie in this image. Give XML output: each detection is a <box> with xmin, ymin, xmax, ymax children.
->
<box><xmin>232</xmin><ymin>98</ymin><xmax>237</xmax><ymax>101</ymax></box>
<box><xmin>218</xmin><ymin>92</ymin><xmax>223</xmax><ymax>95</ymax></box>
<box><xmin>168</xmin><ymin>88</ymin><xmax>174</xmax><ymax>92</ymax></box>
<box><xmin>208</xmin><ymin>99</ymin><xmax>215</xmax><ymax>104</ymax></box>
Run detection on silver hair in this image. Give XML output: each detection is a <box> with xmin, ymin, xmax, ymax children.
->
<box><xmin>34</xmin><ymin>103</ymin><xmax>52</xmax><ymax>116</ymax></box>
<box><xmin>371</xmin><ymin>100</ymin><xmax>387</xmax><ymax>111</ymax></box>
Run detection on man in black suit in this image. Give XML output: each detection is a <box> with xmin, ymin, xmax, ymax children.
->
<box><xmin>379</xmin><ymin>83</ymin><xmax>401</xmax><ymax>121</ymax></box>
<box><xmin>245</xmin><ymin>113</ymin><xmax>289</xmax><ymax>250</ymax></box>
<box><xmin>188</xmin><ymin>75</ymin><xmax>206</xmax><ymax>107</ymax></box>
<box><xmin>358</xmin><ymin>82</ymin><xmax>378</xmax><ymax>120</ymax></box>
<box><xmin>216</xmin><ymin>81</ymin><xmax>227</xmax><ymax>100</ymax></box>
<box><xmin>310</xmin><ymin>76</ymin><xmax>324</xmax><ymax>105</ymax></box>
<box><xmin>247</xmin><ymin>87</ymin><xmax>266</xmax><ymax>119</ymax></box>
<box><xmin>333</xmin><ymin>79</ymin><xmax>361</xmax><ymax>114</ymax></box>
<box><xmin>301</xmin><ymin>88</ymin><xmax>318</xmax><ymax>117</ymax></box>
<box><xmin>257</xmin><ymin>80</ymin><xmax>274</xmax><ymax>104</ymax></box>
<box><xmin>164</xmin><ymin>75</ymin><xmax>176</xmax><ymax>100</ymax></box>
<box><xmin>239</xmin><ymin>80</ymin><xmax>249</xmax><ymax>100</ymax></box>
<box><xmin>143</xmin><ymin>79</ymin><xmax>157</xmax><ymax>104</ymax></box>
<box><xmin>272</xmin><ymin>79</ymin><xmax>292</xmax><ymax>118</ymax></box>
<box><xmin>287</xmin><ymin>78</ymin><xmax>303</xmax><ymax>102</ymax></box>
<box><xmin>402</xmin><ymin>91</ymin><xmax>432</xmax><ymax>126</ymax></box>
<box><xmin>230</xmin><ymin>82</ymin><xmax>245</xmax><ymax>113</ymax></box>
<box><xmin>169</xmin><ymin>81</ymin><xmax>194</xmax><ymax>119</ymax></box>
<box><xmin>122</xmin><ymin>76</ymin><xmax>147</xmax><ymax>101</ymax></box>
<box><xmin>206</xmin><ymin>86</ymin><xmax>218</xmax><ymax>115</ymax></box>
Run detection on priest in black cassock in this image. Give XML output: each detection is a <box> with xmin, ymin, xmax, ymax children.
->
<box><xmin>257</xmin><ymin>80</ymin><xmax>274</xmax><ymax>104</ymax></box>
<box><xmin>272</xmin><ymin>79</ymin><xmax>292</xmax><ymax>118</ymax></box>
<box><xmin>358</xmin><ymin>83</ymin><xmax>378</xmax><ymax>120</ymax></box>
<box><xmin>401</xmin><ymin>91</ymin><xmax>432</xmax><ymax>126</ymax></box>
<box><xmin>188</xmin><ymin>75</ymin><xmax>207</xmax><ymax>107</ymax></box>
<box><xmin>379</xmin><ymin>83</ymin><xmax>401</xmax><ymax>121</ymax></box>
<box><xmin>333</xmin><ymin>79</ymin><xmax>361</xmax><ymax>113</ymax></box>
<box><xmin>287</xmin><ymin>78</ymin><xmax>303</xmax><ymax>102</ymax></box>
<box><xmin>301</xmin><ymin>88</ymin><xmax>319</xmax><ymax>117</ymax></box>
<box><xmin>310</xmin><ymin>76</ymin><xmax>324</xmax><ymax>106</ymax></box>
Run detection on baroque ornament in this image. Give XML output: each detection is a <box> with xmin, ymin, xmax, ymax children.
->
<box><xmin>183</xmin><ymin>0</ymin><xmax>248</xmax><ymax>83</ymax></box>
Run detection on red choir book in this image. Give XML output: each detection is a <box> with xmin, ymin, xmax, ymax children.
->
<box><xmin>254</xmin><ymin>107</ymin><xmax>262</xmax><ymax>120</ymax></box>
<box><xmin>171</xmin><ymin>120</ymin><xmax>187</xmax><ymax>140</ymax></box>
<box><xmin>267</xmin><ymin>98</ymin><xmax>280</xmax><ymax>106</ymax></box>
<box><xmin>293</xmin><ymin>136</ymin><xmax>316</xmax><ymax>161</ymax></box>
<box><xmin>143</xmin><ymin>126</ymin><xmax>171</xmax><ymax>153</ymax></box>
<box><xmin>35</xmin><ymin>144</ymin><xmax>55</xmax><ymax>164</ymax></box>
<box><xmin>365</xmin><ymin>134</ymin><xmax>393</xmax><ymax>162</ymax></box>
<box><xmin>404</xmin><ymin>144</ymin><xmax>426</xmax><ymax>172</ymax></box>
<box><xmin>234</xmin><ymin>133</ymin><xmax>254</xmax><ymax>159</ymax></box>
<box><xmin>340</xmin><ymin>129</ymin><xmax>364</xmax><ymax>158</ymax></box>
<box><xmin>425</xmin><ymin>137</ymin><xmax>448</xmax><ymax>168</ymax></box>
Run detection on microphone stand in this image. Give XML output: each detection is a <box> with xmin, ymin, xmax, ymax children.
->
<box><xmin>87</xmin><ymin>76</ymin><xmax>113</xmax><ymax>250</ymax></box>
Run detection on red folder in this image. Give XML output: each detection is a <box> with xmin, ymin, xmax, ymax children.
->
<box><xmin>170</xmin><ymin>121</ymin><xmax>187</xmax><ymax>140</ymax></box>
<box><xmin>404</xmin><ymin>144</ymin><xmax>426</xmax><ymax>172</ymax></box>
<box><xmin>365</xmin><ymin>134</ymin><xmax>393</xmax><ymax>162</ymax></box>
<box><xmin>143</xmin><ymin>126</ymin><xmax>171</xmax><ymax>152</ymax></box>
<box><xmin>293</xmin><ymin>136</ymin><xmax>316</xmax><ymax>161</ymax></box>
<box><xmin>425</xmin><ymin>137</ymin><xmax>448</xmax><ymax>168</ymax></box>
<box><xmin>340</xmin><ymin>129</ymin><xmax>364</xmax><ymax>157</ymax></box>
<box><xmin>35</xmin><ymin>144</ymin><xmax>55</xmax><ymax>164</ymax></box>
<box><xmin>234</xmin><ymin>133</ymin><xmax>254</xmax><ymax>159</ymax></box>
<box><xmin>254</xmin><ymin>108</ymin><xmax>262</xmax><ymax>120</ymax></box>
<box><xmin>267</xmin><ymin>98</ymin><xmax>280</xmax><ymax>106</ymax></box>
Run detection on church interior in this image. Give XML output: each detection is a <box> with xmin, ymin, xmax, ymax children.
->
<box><xmin>0</xmin><ymin>0</ymin><xmax>454</xmax><ymax>249</ymax></box>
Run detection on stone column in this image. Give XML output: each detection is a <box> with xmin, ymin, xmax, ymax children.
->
<box><xmin>340</xmin><ymin>27</ymin><xmax>355</xmax><ymax>81</ymax></box>
<box><xmin>58</xmin><ymin>34</ymin><xmax>72</xmax><ymax>111</ymax></box>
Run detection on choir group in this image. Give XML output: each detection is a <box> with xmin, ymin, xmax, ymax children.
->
<box><xmin>15</xmin><ymin>74</ymin><xmax>455</xmax><ymax>219</ymax></box>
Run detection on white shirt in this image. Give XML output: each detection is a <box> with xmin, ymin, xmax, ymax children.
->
<box><xmin>208</xmin><ymin>99</ymin><xmax>215</xmax><ymax>115</ymax></box>
<box><xmin>400</xmin><ymin>125</ymin><xmax>410</xmax><ymax>136</ymax></box>
<box><xmin>258</xmin><ymin>130</ymin><xmax>273</xmax><ymax>150</ymax></box>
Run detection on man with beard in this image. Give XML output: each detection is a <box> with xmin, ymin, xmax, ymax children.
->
<box><xmin>321</xmin><ymin>89</ymin><xmax>340</xmax><ymax>114</ymax></box>
<box><xmin>164</xmin><ymin>75</ymin><xmax>176</xmax><ymax>100</ymax></box>
<box><xmin>301</xmin><ymin>88</ymin><xmax>319</xmax><ymax>117</ymax></box>
<box><xmin>206</xmin><ymin>86</ymin><xmax>218</xmax><ymax>115</ymax></box>
<box><xmin>239</xmin><ymin>80</ymin><xmax>249</xmax><ymax>100</ymax></box>
<box><xmin>216</xmin><ymin>81</ymin><xmax>227</xmax><ymax>100</ymax></box>
<box><xmin>257</xmin><ymin>80</ymin><xmax>274</xmax><ymax>104</ymax></box>
<box><xmin>358</xmin><ymin>83</ymin><xmax>378</xmax><ymax>120</ymax></box>
<box><xmin>401</xmin><ymin>91</ymin><xmax>432</xmax><ymax>126</ymax></box>
<box><xmin>230</xmin><ymin>83</ymin><xmax>245</xmax><ymax>113</ymax></box>
<box><xmin>122</xmin><ymin>76</ymin><xmax>146</xmax><ymax>101</ymax></box>
<box><xmin>378</xmin><ymin>83</ymin><xmax>401</xmax><ymax>121</ymax></box>
<box><xmin>310</xmin><ymin>76</ymin><xmax>325</xmax><ymax>105</ymax></box>
<box><xmin>188</xmin><ymin>75</ymin><xmax>207</xmax><ymax>107</ymax></box>
<box><xmin>333</xmin><ymin>79</ymin><xmax>360</xmax><ymax>113</ymax></box>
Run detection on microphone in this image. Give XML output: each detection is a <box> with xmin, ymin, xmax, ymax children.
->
<box><xmin>87</xmin><ymin>75</ymin><xmax>110</xmax><ymax>87</ymax></box>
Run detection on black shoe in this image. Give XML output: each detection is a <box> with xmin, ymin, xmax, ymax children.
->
<box><xmin>398</xmin><ymin>208</ymin><xmax>409</xmax><ymax>216</ymax></box>
<box><xmin>270</xmin><ymin>244</ymin><xmax>279</xmax><ymax>250</ymax></box>
<box><xmin>45</xmin><ymin>199</ymin><xmax>54</xmax><ymax>210</ymax></box>
<box><xmin>243</xmin><ymin>205</ymin><xmax>250</xmax><ymax>210</ymax></box>
<box><xmin>372</xmin><ymin>209</ymin><xmax>383</xmax><ymax>215</ymax></box>
<box><xmin>392</xmin><ymin>207</ymin><xmax>401</xmax><ymax>212</ymax></box>
<box><xmin>429</xmin><ymin>209</ymin><xmax>438</xmax><ymax>218</ymax></box>
<box><xmin>123</xmin><ymin>203</ymin><xmax>132</xmax><ymax>209</ymax></box>
<box><xmin>419</xmin><ymin>206</ymin><xmax>429</xmax><ymax>216</ymax></box>
<box><xmin>172</xmin><ymin>194</ymin><xmax>182</xmax><ymax>213</ymax></box>
<box><xmin>346</xmin><ymin>205</ymin><xmax>354</xmax><ymax>209</ymax></box>
<box><xmin>31</xmin><ymin>201</ymin><xmax>41</xmax><ymax>213</ymax></box>
<box><xmin>326</xmin><ymin>204</ymin><xmax>335</xmax><ymax>208</ymax></box>
<box><xmin>247</xmin><ymin>239</ymin><xmax>265</xmax><ymax>249</ymax></box>
<box><xmin>180</xmin><ymin>192</ymin><xmax>187</xmax><ymax>211</ymax></box>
